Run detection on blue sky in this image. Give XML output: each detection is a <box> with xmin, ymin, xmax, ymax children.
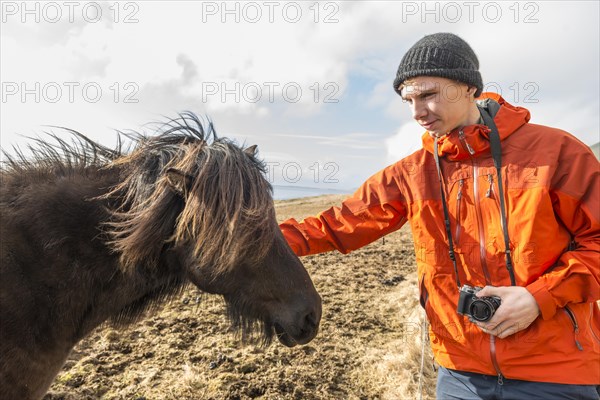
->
<box><xmin>2</xmin><ymin>1</ymin><xmax>599</xmax><ymax>192</ymax></box>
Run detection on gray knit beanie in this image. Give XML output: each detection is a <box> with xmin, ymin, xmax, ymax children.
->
<box><xmin>393</xmin><ymin>33</ymin><xmax>483</xmax><ymax>97</ymax></box>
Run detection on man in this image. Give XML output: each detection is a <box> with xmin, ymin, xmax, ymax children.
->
<box><xmin>280</xmin><ymin>33</ymin><xmax>600</xmax><ymax>399</ymax></box>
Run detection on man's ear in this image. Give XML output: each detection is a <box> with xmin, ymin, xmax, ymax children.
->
<box><xmin>244</xmin><ymin>144</ymin><xmax>258</xmax><ymax>157</ymax></box>
<box><xmin>165</xmin><ymin>168</ymin><xmax>192</xmax><ymax>196</ymax></box>
<box><xmin>467</xmin><ymin>86</ymin><xmax>477</xmax><ymax>97</ymax></box>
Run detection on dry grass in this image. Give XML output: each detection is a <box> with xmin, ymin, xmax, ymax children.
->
<box><xmin>351</xmin><ymin>279</ymin><xmax>436</xmax><ymax>400</ymax></box>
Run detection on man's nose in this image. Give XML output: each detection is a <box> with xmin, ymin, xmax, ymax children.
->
<box><xmin>411</xmin><ymin>101</ymin><xmax>427</xmax><ymax>120</ymax></box>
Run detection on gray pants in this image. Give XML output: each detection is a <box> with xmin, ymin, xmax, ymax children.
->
<box><xmin>437</xmin><ymin>366</ymin><xmax>600</xmax><ymax>400</ymax></box>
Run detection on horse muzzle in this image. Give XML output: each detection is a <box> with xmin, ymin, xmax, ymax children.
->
<box><xmin>274</xmin><ymin>307</ymin><xmax>321</xmax><ymax>347</ymax></box>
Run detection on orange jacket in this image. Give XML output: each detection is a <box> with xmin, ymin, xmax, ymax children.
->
<box><xmin>280</xmin><ymin>93</ymin><xmax>600</xmax><ymax>384</ymax></box>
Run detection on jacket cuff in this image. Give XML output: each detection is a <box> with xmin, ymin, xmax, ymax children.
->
<box><xmin>279</xmin><ymin>222</ymin><xmax>308</xmax><ymax>257</ymax></box>
<box><xmin>526</xmin><ymin>280</ymin><xmax>557</xmax><ymax>320</ymax></box>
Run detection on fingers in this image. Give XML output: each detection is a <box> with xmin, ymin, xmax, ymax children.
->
<box><xmin>474</xmin><ymin>316</ymin><xmax>506</xmax><ymax>336</ymax></box>
<box><xmin>477</xmin><ymin>321</ymin><xmax>521</xmax><ymax>339</ymax></box>
<box><xmin>476</xmin><ymin>285</ymin><xmax>504</xmax><ymax>298</ymax></box>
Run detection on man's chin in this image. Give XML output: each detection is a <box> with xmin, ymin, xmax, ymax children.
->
<box><xmin>428</xmin><ymin>130</ymin><xmax>448</xmax><ymax>138</ymax></box>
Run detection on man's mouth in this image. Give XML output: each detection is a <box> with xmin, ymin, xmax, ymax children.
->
<box><xmin>420</xmin><ymin>120</ymin><xmax>438</xmax><ymax>130</ymax></box>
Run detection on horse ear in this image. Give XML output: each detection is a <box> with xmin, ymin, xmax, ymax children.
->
<box><xmin>244</xmin><ymin>145</ymin><xmax>258</xmax><ymax>157</ymax></box>
<box><xmin>165</xmin><ymin>168</ymin><xmax>191</xmax><ymax>196</ymax></box>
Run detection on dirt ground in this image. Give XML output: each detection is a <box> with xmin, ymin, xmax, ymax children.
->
<box><xmin>45</xmin><ymin>194</ymin><xmax>436</xmax><ymax>400</ymax></box>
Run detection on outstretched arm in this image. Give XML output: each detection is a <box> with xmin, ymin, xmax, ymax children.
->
<box><xmin>280</xmin><ymin>164</ymin><xmax>409</xmax><ymax>257</ymax></box>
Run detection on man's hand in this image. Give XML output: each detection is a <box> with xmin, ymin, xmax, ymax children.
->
<box><xmin>473</xmin><ymin>286</ymin><xmax>540</xmax><ymax>339</ymax></box>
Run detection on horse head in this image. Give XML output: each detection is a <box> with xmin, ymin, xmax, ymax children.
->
<box><xmin>107</xmin><ymin>113</ymin><xmax>322</xmax><ymax>347</ymax></box>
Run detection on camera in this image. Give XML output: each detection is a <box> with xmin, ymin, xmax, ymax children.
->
<box><xmin>457</xmin><ymin>285</ymin><xmax>501</xmax><ymax>322</ymax></box>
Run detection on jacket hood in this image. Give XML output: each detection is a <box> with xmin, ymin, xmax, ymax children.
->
<box><xmin>422</xmin><ymin>93</ymin><xmax>531</xmax><ymax>161</ymax></box>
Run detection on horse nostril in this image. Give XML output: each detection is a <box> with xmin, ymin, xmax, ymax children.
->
<box><xmin>304</xmin><ymin>310</ymin><xmax>318</xmax><ymax>329</ymax></box>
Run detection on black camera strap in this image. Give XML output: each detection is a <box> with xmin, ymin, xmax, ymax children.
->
<box><xmin>479</xmin><ymin>106</ymin><xmax>516</xmax><ymax>286</ymax></box>
<box><xmin>433</xmin><ymin>139</ymin><xmax>462</xmax><ymax>288</ymax></box>
<box><xmin>432</xmin><ymin>105</ymin><xmax>516</xmax><ymax>288</ymax></box>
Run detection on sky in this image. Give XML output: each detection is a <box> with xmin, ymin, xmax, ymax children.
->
<box><xmin>1</xmin><ymin>0</ymin><xmax>599</xmax><ymax>193</ymax></box>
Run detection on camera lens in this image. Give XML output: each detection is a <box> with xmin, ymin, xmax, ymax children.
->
<box><xmin>469</xmin><ymin>298</ymin><xmax>496</xmax><ymax>322</ymax></box>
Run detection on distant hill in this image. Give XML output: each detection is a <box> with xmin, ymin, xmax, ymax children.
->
<box><xmin>272</xmin><ymin>184</ymin><xmax>351</xmax><ymax>200</ymax></box>
<box><xmin>591</xmin><ymin>142</ymin><xmax>600</xmax><ymax>159</ymax></box>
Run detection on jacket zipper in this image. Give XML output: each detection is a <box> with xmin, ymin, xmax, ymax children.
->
<box><xmin>458</xmin><ymin>130</ymin><xmax>492</xmax><ymax>283</ymax></box>
<box><xmin>564</xmin><ymin>306</ymin><xmax>584</xmax><ymax>351</ymax></box>
<box><xmin>461</xmin><ymin>132</ymin><xmax>504</xmax><ymax>383</ymax></box>
<box><xmin>455</xmin><ymin>179</ymin><xmax>464</xmax><ymax>244</ymax></box>
<box><xmin>489</xmin><ymin>335</ymin><xmax>504</xmax><ymax>385</ymax></box>
<box><xmin>476</xmin><ymin>166</ymin><xmax>504</xmax><ymax>383</ymax></box>
<box><xmin>472</xmin><ymin>162</ymin><xmax>492</xmax><ymax>285</ymax></box>
<box><xmin>486</xmin><ymin>174</ymin><xmax>505</xmax><ymax>231</ymax></box>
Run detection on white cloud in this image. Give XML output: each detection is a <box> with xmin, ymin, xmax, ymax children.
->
<box><xmin>385</xmin><ymin>122</ymin><xmax>425</xmax><ymax>165</ymax></box>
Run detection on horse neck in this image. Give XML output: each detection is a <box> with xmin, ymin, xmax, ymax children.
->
<box><xmin>1</xmin><ymin>166</ymin><xmax>190</xmax><ymax>400</ymax></box>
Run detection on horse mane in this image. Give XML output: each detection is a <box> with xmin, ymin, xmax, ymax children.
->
<box><xmin>1</xmin><ymin>128</ymin><xmax>122</xmax><ymax>176</ymax></box>
<box><xmin>103</xmin><ymin>112</ymin><xmax>277</xmax><ymax>276</ymax></box>
<box><xmin>2</xmin><ymin>112</ymin><xmax>277</xmax><ymax>277</ymax></box>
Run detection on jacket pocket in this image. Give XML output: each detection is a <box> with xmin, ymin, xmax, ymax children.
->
<box><xmin>486</xmin><ymin>173</ymin><xmax>504</xmax><ymax>227</ymax></box>
<box><xmin>454</xmin><ymin>179</ymin><xmax>465</xmax><ymax>245</ymax></box>
<box><xmin>589</xmin><ymin>303</ymin><xmax>600</xmax><ymax>345</ymax></box>
<box><xmin>419</xmin><ymin>274</ymin><xmax>429</xmax><ymax>310</ymax></box>
<box><xmin>563</xmin><ymin>305</ymin><xmax>584</xmax><ymax>351</ymax></box>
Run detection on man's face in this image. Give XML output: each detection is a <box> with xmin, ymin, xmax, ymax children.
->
<box><xmin>400</xmin><ymin>76</ymin><xmax>476</xmax><ymax>137</ymax></box>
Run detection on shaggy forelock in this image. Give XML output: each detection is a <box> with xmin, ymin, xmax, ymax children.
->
<box><xmin>104</xmin><ymin>112</ymin><xmax>276</xmax><ymax>275</ymax></box>
<box><xmin>171</xmin><ymin>141</ymin><xmax>276</xmax><ymax>273</ymax></box>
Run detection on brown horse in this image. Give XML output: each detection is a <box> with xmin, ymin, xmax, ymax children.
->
<box><xmin>0</xmin><ymin>112</ymin><xmax>322</xmax><ymax>400</ymax></box>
